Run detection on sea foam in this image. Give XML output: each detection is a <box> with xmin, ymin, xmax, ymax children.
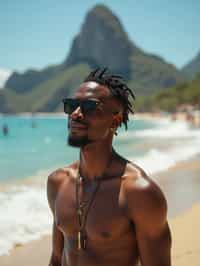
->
<box><xmin>134</xmin><ymin>140</ymin><xmax>200</xmax><ymax>175</ymax></box>
<box><xmin>0</xmin><ymin>185</ymin><xmax>52</xmax><ymax>255</ymax></box>
<box><xmin>130</xmin><ymin>119</ymin><xmax>200</xmax><ymax>174</ymax></box>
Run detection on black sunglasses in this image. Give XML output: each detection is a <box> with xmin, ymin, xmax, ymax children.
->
<box><xmin>62</xmin><ymin>98</ymin><xmax>100</xmax><ymax>115</ymax></box>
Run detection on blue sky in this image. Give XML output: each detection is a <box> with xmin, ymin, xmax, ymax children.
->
<box><xmin>0</xmin><ymin>0</ymin><xmax>199</xmax><ymax>81</ymax></box>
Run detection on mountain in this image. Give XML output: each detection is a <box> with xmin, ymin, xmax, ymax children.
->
<box><xmin>64</xmin><ymin>5</ymin><xmax>135</xmax><ymax>76</ymax></box>
<box><xmin>0</xmin><ymin>91</ymin><xmax>11</xmax><ymax>112</ymax></box>
<box><xmin>5</xmin><ymin>64</ymin><xmax>62</xmax><ymax>93</ymax></box>
<box><xmin>182</xmin><ymin>51</ymin><xmax>200</xmax><ymax>80</ymax></box>
<box><xmin>2</xmin><ymin>4</ymin><xmax>185</xmax><ymax>113</ymax></box>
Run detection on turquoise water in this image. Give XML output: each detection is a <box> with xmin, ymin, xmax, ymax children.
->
<box><xmin>0</xmin><ymin>115</ymin><xmax>155</xmax><ymax>182</ymax></box>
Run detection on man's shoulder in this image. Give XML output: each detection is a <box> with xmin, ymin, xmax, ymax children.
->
<box><xmin>47</xmin><ymin>161</ymin><xmax>78</xmax><ymax>191</ymax></box>
<box><xmin>47</xmin><ymin>161</ymin><xmax>78</xmax><ymax>213</ymax></box>
<box><xmin>122</xmin><ymin>162</ymin><xmax>167</xmax><ymax>215</ymax></box>
<box><xmin>122</xmin><ymin>161</ymin><xmax>156</xmax><ymax>190</ymax></box>
<box><xmin>122</xmin><ymin>161</ymin><xmax>169</xmax><ymax>238</ymax></box>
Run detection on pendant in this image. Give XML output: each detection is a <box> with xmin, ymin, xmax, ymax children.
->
<box><xmin>81</xmin><ymin>231</ymin><xmax>87</xmax><ymax>250</ymax></box>
<box><xmin>78</xmin><ymin>231</ymin><xmax>81</xmax><ymax>250</ymax></box>
<box><xmin>77</xmin><ymin>231</ymin><xmax>87</xmax><ymax>250</ymax></box>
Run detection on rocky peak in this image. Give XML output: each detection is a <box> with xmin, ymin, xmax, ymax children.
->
<box><xmin>64</xmin><ymin>4</ymin><xmax>137</xmax><ymax>75</ymax></box>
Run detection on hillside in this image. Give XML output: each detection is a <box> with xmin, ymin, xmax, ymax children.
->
<box><xmin>182</xmin><ymin>51</ymin><xmax>200</xmax><ymax>80</ymax></box>
<box><xmin>5</xmin><ymin>65</ymin><xmax>62</xmax><ymax>93</ymax></box>
<box><xmin>2</xmin><ymin>64</ymin><xmax>91</xmax><ymax>113</ymax></box>
<box><xmin>135</xmin><ymin>73</ymin><xmax>200</xmax><ymax>112</ymax></box>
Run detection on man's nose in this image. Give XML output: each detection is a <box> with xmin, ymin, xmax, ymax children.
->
<box><xmin>70</xmin><ymin>106</ymin><xmax>84</xmax><ymax>120</ymax></box>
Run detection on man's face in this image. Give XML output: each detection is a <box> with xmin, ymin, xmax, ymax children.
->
<box><xmin>67</xmin><ymin>81</ymin><xmax>122</xmax><ymax>147</ymax></box>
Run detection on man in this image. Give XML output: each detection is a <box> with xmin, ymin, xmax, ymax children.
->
<box><xmin>2</xmin><ymin>123</ymin><xmax>9</xmax><ymax>136</ymax></box>
<box><xmin>47</xmin><ymin>68</ymin><xmax>171</xmax><ymax>266</ymax></box>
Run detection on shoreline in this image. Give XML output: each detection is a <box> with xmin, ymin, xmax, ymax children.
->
<box><xmin>0</xmin><ymin>153</ymin><xmax>200</xmax><ymax>266</ymax></box>
<box><xmin>1</xmin><ymin>111</ymin><xmax>199</xmax><ymax>128</ymax></box>
<box><xmin>0</xmin><ymin>111</ymin><xmax>188</xmax><ymax>119</ymax></box>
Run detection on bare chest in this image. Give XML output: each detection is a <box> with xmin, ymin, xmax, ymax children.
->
<box><xmin>55</xmin><ymin>178</ymin><xmax>130</xmax><ymax>243</ymax></box>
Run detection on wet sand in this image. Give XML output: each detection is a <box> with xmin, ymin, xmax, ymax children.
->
<box><xmin>170</xmin><ymin>204</ymin><xmax>200</xmax><ymax>266</ymax></box>
<box><xmin>0</xmin><ymin>155</ymin><xmax>200</xmax><ymax>266</ymax></box>
<box><xmin>155</xmin><ymin>155</ymin><xmax>200</xmax><ymax>218</ymax></box>
<box><xmin>0</xmin><ymin>235</ymin><xmax>51</xmax><ymax>266</ymax></box>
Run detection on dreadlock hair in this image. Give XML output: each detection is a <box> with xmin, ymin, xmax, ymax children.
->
<box><xmin>84</xmin><ymin>68</ymin><xmax>135</xmax><ymax>130</ymax></box>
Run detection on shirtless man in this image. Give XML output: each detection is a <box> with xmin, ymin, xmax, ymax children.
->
<box><xmin>47</xmin><ymin>68</ymin><xmax>171</xmax><ymax>266</ymax></box>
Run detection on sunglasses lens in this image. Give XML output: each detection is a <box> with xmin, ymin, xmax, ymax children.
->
<box><xmin>82</xmin><ymin>100</ymin><xmax>98</xmax><ymax>114</ymax></box>
<box><xmin>63</xmin><ymin>99</ymin><xmax>79</xmax><ymax>114</ymax></box>
<box><xmin>63</xmin><ymin>99</ymin><xmax>98</xmax><ymax>115</ymax></box>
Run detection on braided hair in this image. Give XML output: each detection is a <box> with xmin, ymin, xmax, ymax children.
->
<box><xmin>84</xmin><ymin>68</ymin><xmax>135</xmax><ymax>130</ymax></box>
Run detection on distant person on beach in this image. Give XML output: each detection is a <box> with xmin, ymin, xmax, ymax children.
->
<box><xmin>47</xmin><ymin>69</ymin><xmax>171</xmax><ymax>266</ymax></box>
<box><xmin>2</xmin><ymin>123</ymin><xmax>9</xmax><ymax>136</ymax></box>
<box><xmin>31</xmin><ymin>120</ymin><xmax>37</xmax><ymax>128</ymax></box>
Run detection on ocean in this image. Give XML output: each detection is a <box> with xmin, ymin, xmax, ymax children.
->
<box><xmin>0</xmin><ymin>114</ymin><xmax>200</xmax><ymax>255</ymax></box>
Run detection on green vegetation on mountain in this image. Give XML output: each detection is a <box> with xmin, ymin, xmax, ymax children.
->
<box><xmin>128</xmin><ymin>52</ymin><xmax>184</xmax><ymax>95</ymax></box>
<box><xmin>182</xmin><ymin>51</ymin><xmax>200</xmax><ymax>80</ymax></box>
<box><xmin>6</xmin><ymin>64</ymin><xmax>62</xmax><ymax>93</ymax></box>
<box><xmin>1</xmin><ymin>64</ymin><xmax>90</xmax><ymax>113</ymax></box>
<box><xmin>134</xmin><ymin>74</ymin><xmax>200</xmax><ymax>112</ymax></box>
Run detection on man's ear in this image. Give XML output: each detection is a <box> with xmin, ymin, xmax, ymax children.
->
<box><xmin>112</xmin><ymin>114</ymin><xmax>123</xmax><ymax>128</ymax></box>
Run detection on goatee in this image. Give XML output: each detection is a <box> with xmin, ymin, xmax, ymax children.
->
<box><xmin>68</xmin><ymin>135</ymin><xmax>91</xmax><ymax>147</ymax></box>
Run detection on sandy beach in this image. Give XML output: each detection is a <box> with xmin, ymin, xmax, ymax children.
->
<box><xmin>0</xmin><ymin>154</ymin><xmax>200</xmax><ymax>266</ymax></box>
<box><xmin>170</xmin><ymin>204</ymin><xmax>200</xmax><ymax>266</ymax></box>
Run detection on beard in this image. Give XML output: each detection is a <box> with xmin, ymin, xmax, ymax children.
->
<box><xmin>68</xmin><ymin>134</ymin><xmax>91</xmax><ymax>147</ymax></box>
<box><xmin>67</xmin><ymin>118</ymin><xmax>91</xmax><ymax>147</ymax></box>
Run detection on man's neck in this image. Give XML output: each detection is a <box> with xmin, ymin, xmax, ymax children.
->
<box><xmin>79</xmin><ymin>141</ymin><xmax>114</xmax><ymax>181</ymax></box>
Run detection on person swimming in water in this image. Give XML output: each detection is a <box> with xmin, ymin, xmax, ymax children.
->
<box><xmin>2</xmin><ymin>123</ymin><xmax>9</xmax><ymax>136</ymax></box>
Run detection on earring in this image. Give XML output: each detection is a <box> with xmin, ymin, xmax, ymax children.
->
<box><xmin>110</xmin><ymin>127</ymin><xmax>118</xmax><ymax>136</ymax></box>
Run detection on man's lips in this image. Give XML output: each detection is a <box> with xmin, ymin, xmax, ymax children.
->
<box><xmin>70</xmin><ymin>121</ymin><xmax>88</xmax><ymax>129</ymax></box>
